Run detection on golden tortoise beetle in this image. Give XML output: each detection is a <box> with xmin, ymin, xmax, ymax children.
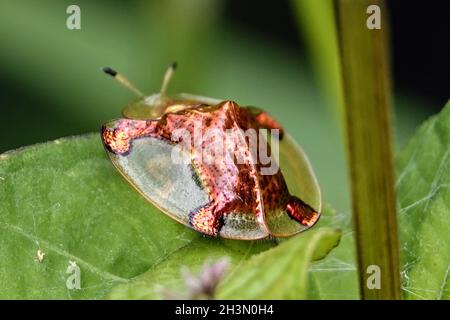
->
<box><xmin>101</xmin><ymin>63</ymin><xmax>321</xmax><ymax>240</ymax></box>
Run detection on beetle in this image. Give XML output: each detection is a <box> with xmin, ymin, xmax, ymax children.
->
<box><xmin>101</xmin><ymin>63</ymin><xmax>321</xmax><ymax>240</ymax></box>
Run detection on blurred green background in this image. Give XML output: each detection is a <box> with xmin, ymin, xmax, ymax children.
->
<box><xmin>0</xmin><ymin>0</ymin><xmax>448</xmax><ymax>213</ymax></box>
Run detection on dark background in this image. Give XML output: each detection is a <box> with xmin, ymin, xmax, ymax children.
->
<box><xmin>225</xmin><ymin>0</ymin><xmax>449</xmax><ymax>109</ymax></box>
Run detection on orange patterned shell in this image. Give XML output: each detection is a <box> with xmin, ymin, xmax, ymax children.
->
<box><xmin>101</xmin><ymin>96</ymin><xmax>321</xmax><ymax>240</ymax></box>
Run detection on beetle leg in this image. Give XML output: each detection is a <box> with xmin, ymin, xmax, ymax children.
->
<box><xmin>189</xmin><ymin>202</ymin><xmax>224</xmax><ymax>236</ymax></box>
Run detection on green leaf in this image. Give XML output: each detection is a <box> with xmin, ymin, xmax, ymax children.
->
<box><xmin>8</xmin><ymin>99</ymin><xmax>449</xmax><ymax>300</ymax></box>
<box><xmin>0</xmin><ymin>134</ymin><xmax>340</xmax><ymax>299</ymax></box>
<box><xmin>307</xmin><ymin>223</ymin><xmax>358</xmax><ymax>299</ymax></box>
<box><xmin>106</xmin><ymin>209</ymin><xmax>341</xmax><ymax>300</ymax></box>
<box><xmin>108</xmin><ymin>228</ymin><xmax>340</xmax><ymax>300</ymax></box>
<box><xmin>396</xmin><ymin>101</ymin><xmax>450</xmax><ymax>300</ymax></box>
<box><xmin>217</xmin><ymin>228</ymin><xmax>341</xmax><ymax>300</ymax></box>
<box><xmin>304</xmin><ymin>101</ymin><xmax>450</xmax><ymax>300</ymax></box>
<box><xmin>107</xmin><ymin>239</ymin><xmax>267</xmax><ymax>300</ymax></box>
<box><xmin>0</xmin><ymin>134</ymin><xmax>269</xmax><ymax>299</ymax></box>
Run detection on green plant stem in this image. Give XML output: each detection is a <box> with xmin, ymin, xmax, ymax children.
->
<box><xmin>334</xmin><ymin>0</ymin><xmax>401</xmax><ymax>299</ymax></box>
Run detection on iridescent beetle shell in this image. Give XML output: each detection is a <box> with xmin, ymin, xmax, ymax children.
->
<box><xmin>101</xmin><ymin>70</ymin><xmax>321</xmax><ymax>240</ymax></box>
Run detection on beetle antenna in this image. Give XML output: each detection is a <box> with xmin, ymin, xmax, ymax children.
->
<box><xmin>160</xmin><ymin>62</ymin><xmax>177</xmax><ymax>96</ymax></box>
<box><xmin>102</xmin><ymin>67</ymin><xmax>144</xmax><ymax>98</ymax></box>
